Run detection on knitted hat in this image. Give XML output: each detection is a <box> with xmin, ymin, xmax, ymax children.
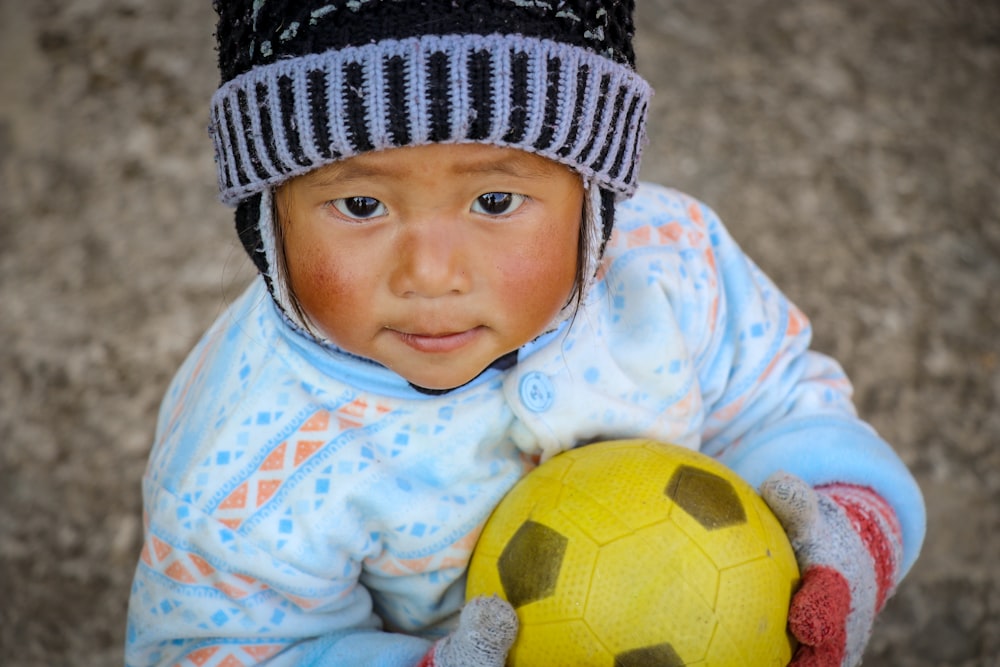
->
<box><xmin>209</xmin><ymin>0</ymin><xmax>652</xmax><ymax>325</ymax></box>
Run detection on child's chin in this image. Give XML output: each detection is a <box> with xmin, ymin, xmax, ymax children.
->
<box><xmin>406</xmin><ymin>374</ymin><xmax>478</xmax><ymax>394</ymax></box>
<box><xmin>401</xmin><ymin>364</ymin><xmax>490</xmax><ymax>393</ymax></box>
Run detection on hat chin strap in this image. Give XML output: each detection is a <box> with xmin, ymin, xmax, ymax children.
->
<box><xmin>256</xmin><ymin>188</ymin><xmax>301</xmax><ymax>329</ymax></box>
<box><xmin>258</xmin><ymin>180</ymin><xmax>611</xmax><ymax>353</ymax></box>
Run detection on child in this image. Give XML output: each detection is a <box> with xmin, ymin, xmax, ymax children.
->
<box><xmin>126</xmin><ymin>1</ymin><xmax>925</xmax><ymax>666</ymax></box>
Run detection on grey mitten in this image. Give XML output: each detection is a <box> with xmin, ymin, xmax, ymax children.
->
<box><xmin>418</xmin><ymin>595</ymin><xmax>518</xmax><ymax>667</ymax></box>
<box><xmin>761</xmin><ymin>472</ymin><xmax>903</xmax><ymax>667</ymax></box>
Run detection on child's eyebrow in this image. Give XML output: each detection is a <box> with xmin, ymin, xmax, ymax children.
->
<box><xmin>457</xmin><ymin>154</ymin><xmax>557</xmax><ymax>179</ymax></box>
<box><xmin>301</xmin><ymin>152</ymin><xmax>559</xmax><ymax>188</ymax></box>
<box><xmin>300</xmin><ymin>163</ymin><xmax>377</xmax><ymax>188</ymax></box>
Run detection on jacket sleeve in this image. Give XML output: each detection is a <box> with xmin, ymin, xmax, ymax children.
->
<box><xmin>125</xmin><ymin>478</ymin><xmax>432</xmax><ymax>667</ymax></box>
<box><xmin>669</xmin><ymin>193</ymin><xmax>925</xmax><ymax>577</ymax></box>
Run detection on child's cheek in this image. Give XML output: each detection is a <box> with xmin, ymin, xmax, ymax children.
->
<box><xmin>498</xmin><ymin>237</ymin><xmax>577</xmax><ymax>323</ymax></box>
<box><xmin>288</xmin><ymin>251</ymin><xmax>360</xmax><ymax>329</ymax></box>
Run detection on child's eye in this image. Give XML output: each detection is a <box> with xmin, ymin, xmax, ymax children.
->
<box><xmin>331</xmin><ymin>196</ymin><xmax>386</xmax><ymax>220</ymax></box>
<box><xmin>472</xmin><ymin>192</ymin><xmax>525</xmax><ymax>216</ymax></box>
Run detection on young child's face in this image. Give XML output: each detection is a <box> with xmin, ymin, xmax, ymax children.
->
<box><xmin>277</xmin><ymin>143</ymin><xmax>584</xmax><ymax>390</ymax></box>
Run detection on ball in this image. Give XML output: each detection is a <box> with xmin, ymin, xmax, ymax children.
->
<box><xmin>466</xmin><ymin>439</ymin><xmax>799</xmax><ymax>666</ymax></box>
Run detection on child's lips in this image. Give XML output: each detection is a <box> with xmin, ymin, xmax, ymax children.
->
<box><xmin>393</xmin><ymin>327</ymin><xmax>484</xmax><ymax>354</ymax></box>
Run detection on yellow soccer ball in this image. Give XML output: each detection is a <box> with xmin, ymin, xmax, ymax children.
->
<box><xmin>466</xmin><ymin>439</ymin><xmax>799</xmax><ymax>666</ymax></box>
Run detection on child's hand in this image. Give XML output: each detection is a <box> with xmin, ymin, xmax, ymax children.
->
<box><xmin>761</xmin><ymin>472</ymin><xmax>902</xmax><ymax>667</ymax></box>
<box><xmin>418</xmin><ymin>595</ymin><xmax>518</xmax><ymax>667</ymax></box>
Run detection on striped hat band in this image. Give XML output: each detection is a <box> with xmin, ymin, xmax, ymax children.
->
<box><xmin>209</xmin><ymin>32</ymin><xmax>652</xmax><ymax>205</ymax></box>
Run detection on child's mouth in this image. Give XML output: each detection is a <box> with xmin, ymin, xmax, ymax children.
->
<box><xmin>394</xmin><ymin>327</ymin><xmax>484</xmax><ymax>354</ymax></box>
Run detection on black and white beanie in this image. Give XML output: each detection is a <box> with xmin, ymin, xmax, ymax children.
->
<box><xmin>209</xmin><ymin>0</ymin><xmax>652</xmax><ymax>329</ymax></box>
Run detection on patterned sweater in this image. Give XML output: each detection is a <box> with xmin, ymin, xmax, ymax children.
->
<box><xmin>126</xmin><ymin>184</ymin><xmax>925</xmax><ymax>667</ymax></box>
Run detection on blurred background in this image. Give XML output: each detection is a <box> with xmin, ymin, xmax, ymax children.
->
<box><xmin>1</xmin><ymin>1</ymin><xmax>997</xmax><ymax>665</ymax></box>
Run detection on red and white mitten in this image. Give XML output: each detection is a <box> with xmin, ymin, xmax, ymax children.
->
<box><xmin>418</xmin><ymin>596</ymin><xmax>518</xmax><ymax>667</ymax></box>
<box><xmin>761</xmin><ymin>472</ymin><xmax>903</xmax><ymax>667</ymax></box>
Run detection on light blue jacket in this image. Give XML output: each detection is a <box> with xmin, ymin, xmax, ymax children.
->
<box><xmin>126</xmin><ymin>184</ymin><xmax>925</xmax><ymax>667</ymax></box>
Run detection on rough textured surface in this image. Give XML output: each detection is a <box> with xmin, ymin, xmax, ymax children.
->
<box><xmin>1</xmin><ymin>1</ymin><xmax>997</xmax><ymax>665</ymax></box>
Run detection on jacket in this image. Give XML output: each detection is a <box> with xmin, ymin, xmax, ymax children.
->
<box><xmin>126</xmin><ymin>183</ymin><xmax>925</xmax><ymax>667</ymax></box>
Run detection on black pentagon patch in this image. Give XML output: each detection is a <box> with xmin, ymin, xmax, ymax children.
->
<box><xmin>614</xmin><ymin>642</ymin><xmax>686</xmax><ymax>667</ymax></box>
<box><xmin>665</xmin><ymin>464</ymin><xmax>746</xmax><ymax>530</ymax></box>
<box><xmin>498</xmin><ymin>520</ymin><xmax>568</xmax><ymax>608</ymax></box>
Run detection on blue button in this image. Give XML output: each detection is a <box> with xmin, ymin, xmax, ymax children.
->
<box><xmin>519</xmin><ymin>372</ymin><xmax>554</xmax><ymax>412</ymax></box>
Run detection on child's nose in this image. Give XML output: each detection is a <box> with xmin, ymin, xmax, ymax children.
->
<box><xmin>389</xmin><ymin>219</ymin><xmax>472</xmax><ymax>298</ymax></box>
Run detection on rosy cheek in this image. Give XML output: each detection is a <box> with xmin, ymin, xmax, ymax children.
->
<box><xmin>502</xmin><ymin>250</ymin><xmax>575</xmax><ymax>318</ymax></box>
<box><xmin>289</xmin><ymin>253</ymin><xmax>349</xmax><ymax>317</ymax></box>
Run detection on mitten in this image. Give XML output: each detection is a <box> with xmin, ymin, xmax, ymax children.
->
<box><xmin>761</xmin><ymin>472</ymin><xmax>903</xmax><ymax>667</ymax></box>
<box><xmin>418</xmin><ymin>595</ymin><xmax>518</xmax><ymax>667</ymax></box>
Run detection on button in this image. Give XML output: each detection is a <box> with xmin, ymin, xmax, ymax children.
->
<box><xmin>519</xmin><ymin>372</ymin><xmax>554</xmax><ymax>412</ymax></box>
